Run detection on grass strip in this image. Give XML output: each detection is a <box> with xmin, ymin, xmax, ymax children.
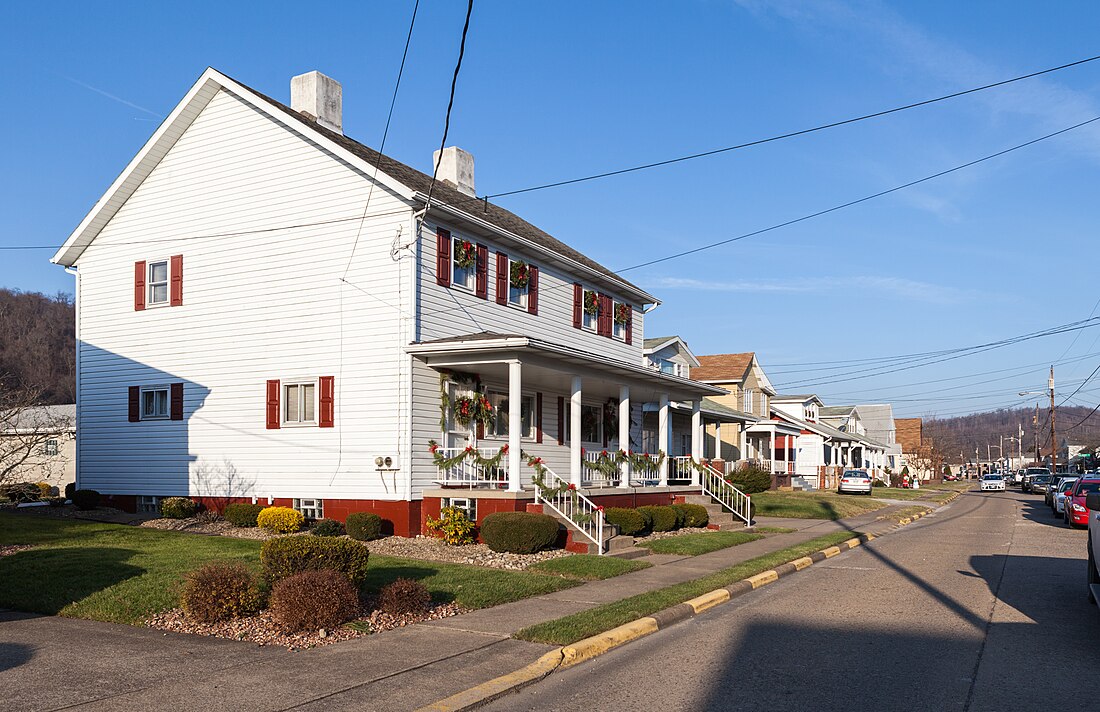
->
<box><xmin>0</xmin><ymin>514</ymin><xmax>577</xmax><ymax>623</ymax></box>
<box><xmin>529</xmin><ymin>554</ymin><xmax>651</xmax><ymax>580</ymax></box>
<box><xmin>514</xmin><ymin>530</ymin><xmax>860</xmax><ymax>645</ymax></box>
<box><xmin>753</xmin><ymin>526</ymin><xmax>797</xmax><ymax>534</ymax></box>
<box><xmin>750</xmin><ymin>491</ymin><xmax>889</xmax><ymax>520</ymax></box>
<box><xmin>638</xmin><ymin>531</ymin><xmax>763</xmax><ymax>556</ymax></box>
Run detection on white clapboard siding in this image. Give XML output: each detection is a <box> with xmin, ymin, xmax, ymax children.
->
<box><xmin>75</xmin><ymin>88</ymin><xmax>417</xmax><ymax>500</ymax></box>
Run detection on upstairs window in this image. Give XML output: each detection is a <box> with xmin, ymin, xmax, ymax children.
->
<box><xmin>582</xmin><ymin>290</ymin><xmax>599</xmax><ymax>331</ymax></box>
<box><xmin>452</xmin><ymin>237</ymin><xmax>476</xmax><ymax>290</ymax></box>
<box><xmin>141</xmin><ymin>386</ymin><xmax>170</xmax><ymax>420</ymax></box>
<box><xmin>744</xmin><ymin>389</ymin><xmax>755</xmax><ymax>413</ymax></box>
<box><xmin>148</xmin><ymin>261</ymin><xmax>169</xmax><ymax>305</ymax></box>
<box><xmin>134</xmin><ymin>255</ymin><xmax>182</xmax><ymax>310</ymax></box>
<box><xmin>612</xmin><ymin>301</ymin><xmax>629</xmax><ymax>340</ymax></box>
<box><xmin>507</xmin><ymin>259</ymin><xmax>530</xmax><ymax>308</ymax></box>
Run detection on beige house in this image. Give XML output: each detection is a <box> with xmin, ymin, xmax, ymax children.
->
<box><xmin>1</xmin><ymin>404</ymin><xmax>76</xmax><ymax>490</ymax></box>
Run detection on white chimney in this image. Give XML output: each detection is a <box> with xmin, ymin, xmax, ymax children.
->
<box><xmin>432</xmin><ymin>146</ymin><xmax>475</xmax><ymax>197</ymax></box>
<box><xmin>291</xmin><ymin>71</ymin><xmax>342</xmax><ymax>134</ymax></box>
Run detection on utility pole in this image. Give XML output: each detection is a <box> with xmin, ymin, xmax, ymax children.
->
<box><xmin>1034</xmin><ymin>403</ymin><xmax>1040</xmax><ymax>465</ymax></box>
<box><xmin>1050</xmin><ymin>365</ymin><xmax>1058</xmax><ymax>474</ymax></box>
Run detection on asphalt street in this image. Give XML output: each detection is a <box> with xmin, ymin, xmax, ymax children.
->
<box><xmin>485</xmin><ymin>488</ymin><xmax>1100</xmax><ymax>712</ymax></box>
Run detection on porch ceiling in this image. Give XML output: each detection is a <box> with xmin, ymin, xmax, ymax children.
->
<box><xmin>407</xmin><ymin>334</ymin><xmax>727</xmax><ymax>402</ymax></box>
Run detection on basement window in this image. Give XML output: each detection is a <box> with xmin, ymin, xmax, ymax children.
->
<box><xmin>293</xmin><ymin>498</ymin><xmax>324</xmax><ymax>521</ymax></box>
<box><xmin>441</xmin><ymin>497</ymin><xmax>476</xmax><ymax>522</ymax></box>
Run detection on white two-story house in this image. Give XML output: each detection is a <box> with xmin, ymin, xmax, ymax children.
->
<box><xmin>52</xmin><ymin>69</ymin><xmax>748</xmax><ymax>546</ymax></box>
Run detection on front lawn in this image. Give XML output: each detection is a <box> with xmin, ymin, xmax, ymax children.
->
<box><xmin>751</xmin><ymin>491</ymin><xmax>890</xmax><ymax>520</ymax></box>
<box><xmin>638</xmin><ymin>531</ymin><xmax>763</xmax><ymax>556</ymax></box>
<box><xmin>0</xmin><ymin>514</ymin><xmax>577</xmax><ymax>624</ymax></box>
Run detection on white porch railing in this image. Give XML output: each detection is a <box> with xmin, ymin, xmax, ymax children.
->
<box><xmin>699</xmin><ymin>461</ymin><xmax>752</xmax><ymax>526</ymax></box>
<box><xmin>670</xmin><ymin>456</ymin><xmax>698</xmax><ymax>483</ymax></box>
<box><xmin>533</xmin><ymin>463</ymin><xmax>606</xmax><ymax>554</ymax></box>
<box><xmin>631</xmin><ymin>453</ymin><xmax>662</xmax><ymax>484</ymax></box>
<box><xmin>726</xmin><ymin>459</ymin><xmax>771</xmax><ymax>475</ymax></box>
<box><xmin>582</xmin><ymin>450</ymin><xmax>619</xmax><ymax>488</ymax></box>
<box><xmin>432</xmin><ymin>447</ymin><xmax>509</xmax><ymax>488</ymax></box>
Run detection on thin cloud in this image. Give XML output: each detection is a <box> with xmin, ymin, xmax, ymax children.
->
<box><xmin>61</xmin><ymin>75</ymin><xmax>162</xmax><ymax>118</ymax></box>
<box><xmin>652</xmin><ymin>275</ymin><xmax>966</xmax><ymax>304</ymax></box>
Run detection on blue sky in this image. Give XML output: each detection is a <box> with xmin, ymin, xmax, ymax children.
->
<box><xmin>3</xmin><ymin>0</ymin><xmax>1100</xmax><ymax>420</ymax></box>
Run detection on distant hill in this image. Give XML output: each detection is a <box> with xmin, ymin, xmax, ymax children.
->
<box><xmin>0</xmin><ymin>288</ymin><xmax>75</xmax><ymax>404</ymax></box>
<box><xmin>925</xmin><ymin>405</ymin><xmax>1100</xmax><ymax>464</ymax></box>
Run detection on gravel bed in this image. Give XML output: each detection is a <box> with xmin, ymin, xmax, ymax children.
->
<box><xmin>633</xmin><ymin>526</ymin><xmax>712</xmax><ymax>544</ymax></box>
<box><xmin>0</xmin><ymin>544</ymin><xmax>34</xmax><ymax>557</ymax></box>
<box><xmin>145</xmin><ymin>600</ymin><xmax>466</xmax><ymax>651</ymax></box>
<box><xmin>140</xmin><ymin>517</ymin><xmax>274</xmax><ymax>540</ymax></box>
<box><xmin>364</xmin><ymin>535</ymin><xmax>572</xmax><ymax>570</ymax></box>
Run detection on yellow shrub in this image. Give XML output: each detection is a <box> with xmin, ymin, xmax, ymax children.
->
<box><xmin>36</xmin><ymin>482</ymin><xmax>53</xmax><ymax>499</ymax></box>
<box><xmin>257</xmin><ymin>506</ymin><xmax>304</xmax><ymax>534</ymax></box>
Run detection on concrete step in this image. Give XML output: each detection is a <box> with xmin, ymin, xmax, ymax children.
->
<box><xmin>606</xmin><ymin>546</ymin><xmax>651</xmax><ymax>560</ymax></box>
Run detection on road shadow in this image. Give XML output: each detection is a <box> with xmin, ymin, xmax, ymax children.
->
<box><xmin>0</xmin><ymin>547</ymin><xmax>143</xmax><ymax>615</ymax></box>
<box><xmin>1017</xmin><ymin>495</ymin><xmax>1068</xmax><ymax>528</ymax></box>
<box><xmin>0</xmin><ymin>642</ymin><xmax>34</xmax><ymax>673</ymax></box>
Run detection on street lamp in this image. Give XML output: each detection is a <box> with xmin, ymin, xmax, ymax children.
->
<box><xmin>1020</xmin><ymin>365</ymin><xmax>1057</xmax><ymax>473</ymax></box>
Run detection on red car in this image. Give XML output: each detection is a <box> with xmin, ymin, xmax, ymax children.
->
<box><xmin>1065</xmin><ymin>478</ymin><xmax>1100</xmax><ymax>528</ymax></box>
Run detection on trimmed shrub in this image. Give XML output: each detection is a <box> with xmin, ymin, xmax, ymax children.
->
<box><xmin>310</xmin><ymin>518</ymin><xmax>343</xmax><ymax>537</ymax></box>
<box><xmin>638</xmin><ymin>505</ymin><xmax>678</xmax><ymax>532</ymax></box>
<box><xmin>160</xmin><ymin>497</ymin><xmax>198</xmax><ymax>519</ymax></box>
<box><xmin>727</xmin><ymin>465</ymin><xmax>772</xmax><ymax>494</ymax></box>
<box><xmin>225</xmin><ymin>502</ymin><xmax>264</xmax><ymax>527</ymax></box>
<box><xmin>257</xmin><ymin>506</ymin><xmax>304</xmax><ymax>534</ymax></box>
<box><xmin>377</xmin><ymin>578</ymin><xmax>431</xmax><ymax>616</ymax></box>
<box><xmin>260</xmin><ymin>534</ymin><xmax>370</xmax><ymax>586</ymax></box>
<box><xmin>35</xmin><ymin>482</ymin><xmax>53</xmax><ymax>499</ymax></box>
<box><xmin>196</xmin><ymin>509</ymin><xmax>222</xmax><ymax>524</ymax></box>
<box><xmin>180</xmin><ymin>560</ymin><xmax>261</xmax><ymax>623</ymax></box>
<box><xmin>672</xmin><ymin>503</ymin><xmax>709</xmax><ymax>528</ymax></box>
<box><xmin>71</xmin><ymin>489</ymin><xmax>100</xmax><ymax>511</ymax></box>
<box><xmin>425</xmin><ymin>506</ymin><xmax>477</xmax><ymax>546</ymax></box>
<box><xmin>480</xmin><ymin>512</ymin><xmax>560</xmax><ymax>554</ymax></box>
<box><xmin>64</xmin><ymin>482</ymin><xmax>76</xmax><ymax>500</ymax></box>
<box><xmin>270</xmin><ymin>570</ymin><xmax>360</xmax><ymax>632</ymax></box>
<box><xmin>604</xmin><ymin>507</ymin><xmax>647</xmax><ymax>536</ymax></box>
<box><xmin>346</xmin><ymin>512</ymin><xmax>384</xmax><ymax>541</ymax></box>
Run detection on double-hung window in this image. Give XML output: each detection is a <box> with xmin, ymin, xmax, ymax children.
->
<box><xmin>582</xmin><ymin>290</ymin><xmax>598</xmax><ymax>331</ymax></box>
<box><xmin>284</xmin><ymin>382</ymin><xmax>317</xmax><ymax>425</ymax></box>
<box><xmin>507</xmin><ymin>258</ymin><xmax>529</xmax><ymax>308</ymax></box>
<box><xmin>147</xmin><ymin>260</ymin><xmax>170</xmax><ymax>306</ymax></box>
<box><xmin>452</xmin><ymin>236</ymin><xmax>475</xmax><ymax>290</ymax></box>
<box><xmin>488</xmin><ymin>391</ymin><xmax>535</xmax><ymax>439</ymax></box>
<box><xmin>141</xmin><ymin>386</ymin><xmax>170</xmax><ymax>420</ymax></box>
<box><xmin>612</xmin><ymin>301</ymin><xmax>627</xmax><ymax>340</ymax></box>
<box><xmin>744</xmin><ymin>389</ymin><xmax>755</xmax><ymax>414</ymax></box>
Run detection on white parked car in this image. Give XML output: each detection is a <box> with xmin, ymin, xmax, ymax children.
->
<box><xmin>1053</xmin><ymin>478</ymin><xmax>1079</xmax><ymax>515</ymax></box>
<box><xmin>838</xmin><ymin>470</ymin><xmax>873</xmax><ymax>495</ymax></box>
<box><xmin>980</xmin><ymin>474</ymin><xmax>1006</xmax><ymax>491</ymax></box>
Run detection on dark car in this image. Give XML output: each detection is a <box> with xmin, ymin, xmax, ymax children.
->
<box><xmin>1029</xmin><ymin>474</ymin><xmax>1053</xmax><ymax>495</ymax></box>
<box><xmin>1023</xmin><ymin>467</ymin><xmax>1051</xmax><ymax>492</ymax></box>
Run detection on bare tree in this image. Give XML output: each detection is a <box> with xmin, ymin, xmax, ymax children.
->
<box><xmin>1</xmin><ymin>383</ymin><xmax>73</xmax><ymax>487</ymax></box>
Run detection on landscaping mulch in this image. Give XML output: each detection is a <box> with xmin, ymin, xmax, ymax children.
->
<box><xmin>145</xmin><ymin>600</ymin><xmax>467</xmax><ymax>651</ymax></box>
<box><xmin>363</xmin><ymin>535</ymin><xmax>572</xmax><ymax>570</ymax></box>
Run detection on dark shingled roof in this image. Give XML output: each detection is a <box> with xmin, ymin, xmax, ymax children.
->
<box><xmin>241</xmin><ymin>79</ymin><xmax>644</xmax><ymax>295</ymax></box>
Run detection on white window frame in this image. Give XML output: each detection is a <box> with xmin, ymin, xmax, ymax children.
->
<box><xmin>293</xmin><ymin>498</ymin><xmax>324</xmax><ymax>521</ymax></box>
<box><xmin>451</xmin><ymin>236</ymin><xmax>476</xmax><ymax>291</ymax></box>
<box><xmin>485</xmin><ymin>390</ymin><xmax>536</xmax><ymax>440</ymax></box>
<box><xmin>282</xmin><ymin>380</ymin><xmax>318</xmax><ymax>426</ymax></box>
<box><xmin>43</xmin><ymin>438</ymin><xmax>59</xmax><ymax>456</ymax></box>
<box><xmin>441</xmin><ymin>496</ymin><xmax>477</xmax><ymax>522</ymax></box>
<box><xmin>506</xmin><ymin>258</ymin><xmax>529</xmax><ymax>309</ymax></box>
<box><xmin>140</xmin><ymin>385</ymin><xmax>170</xmax><ymax>421</ymax></box>
<box><xmin>612</xmin><ymin>300</ymin><xmax>627</xmax><ymax>340</ymax></box>
<box><xmin>136</xmin><ymin>495</ymin><xmax>160</xmax><ymax>514</ymax></box>
<box><xmin>147</xmin><ymin>258</ymin><xmax>171</xmax><ymax>307</ymax></box>
<box><xmin>582</xmin><ymin>290</ymin><xmax>598</xmax><ymax>332</ymax></box>
<box><xmin>744</xmin><ymin>389</ymin><xmax>755</xmax><ymax>414</ymax></box>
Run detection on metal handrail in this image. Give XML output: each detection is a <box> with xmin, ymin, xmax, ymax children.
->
<box><xmin>534</xmin><ymin>464</ymin><xmax>606</xmax><ymax>554</ymax></box>
<box><xmin>432</xmin><ymin>447</ymin><xmax>509</xmax><ymax>488</ymax></box>
<box><xmin>699</xmin><ymin>461</ymin><xmax>752</xmax><ymax>526</ymax></box>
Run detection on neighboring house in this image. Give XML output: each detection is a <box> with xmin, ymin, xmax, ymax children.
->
<box><xmin>51</xmin><ymin>69</ymin><xmax>745</xmax><ymax>544</ymax></box>
<box><xmin>693</xmin><ymin>353</ymin><xmax>800</xmax><ymax>473</ymax></box>
<box><xmin>895</xmin><ymin>417</ymin><xmax>932</xmax><ymax>480</ymax></box>
<box><xmin>770</xmin><ymin>394</ymin><xmax>859</xmax><ymax>489</ymax></box>
<box><xmin>1</xmin><ymin>404</ymin><xmax>76</xmax><ymax>489</ymax></box>
<box><xmin>818</xmin><ymin>404</ymin><xmax>890</xmax><ymax>478</ymax></box>
<box><xmin>856</xmin><ymin>404</ymin><xmax>903</xmax><ymax>473</ymax></box>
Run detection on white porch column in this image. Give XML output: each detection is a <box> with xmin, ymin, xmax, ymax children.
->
<box><xmin>508</xmin><ymin>360</ymin><xmax>523</xmax><ymax>492</ymax></box>
<box><xmin>658</xmin><ymin>394</ymin><xmax>670</xmax><ymax>486</ymax></box>
<box><xmin>770</xmin><ymin>430</ymin><xmax>776</xmax><ymax>472</ymax></box>
<box><xmin>618</xmin><ymin>385</ymin><xmax>631</xmax><ymax>489</ymax></box>
<box><xmin>691</xmin><ymin>400</ymin><xmax>702</xmax><ymax>486</ymax></box>
<box><xmin>570</xmin><ymin>376</ymin><xmax>582</xmax><ymax>487</ymax></box>
<box><xmin>714</xmin><ymin>422</ymin><xmax>722</xmax><ymax>460</ymax></box>
<box><xmin>741</xmin><ymin>426</ymin><xmax>748</xmax><ymax>462</ymax></box>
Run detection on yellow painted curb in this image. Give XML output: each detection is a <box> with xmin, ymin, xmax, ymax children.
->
<box><xmin>560</xmin><ymin>617</ymin><xmax>659</xmax><ymax>668</ymax></box>
<box><xmin>822</xmin><ymin>546</ymin><xmax>843</xmax><ymax>558</ymax></box>
<box><xmin>842</xmin><ymin>537</ymin><xmax>864</xmax><ymax>549</ymax></box>
<box><xmin>415</xmin><ymin>649</ymin><xmax>564</xmax><ymax>712</ymax></box>
<box><xmin>685</xmin><ymin>588</ymin><xmax>730</xmax><ymax>614</ymax></box>
<box><xmin>791</xmin><ymin>556</ymin><xmax>815</xmax><ymax>571</ymax></box>
<box><xmin>746</xmin><ymin>570</ymin><xmax>779</xmax><ymax>588</ymax></box>
<box><xmin>897</xmin><ymin>517</ymin><xmax>912</xmax><ymax>525</ymax></box>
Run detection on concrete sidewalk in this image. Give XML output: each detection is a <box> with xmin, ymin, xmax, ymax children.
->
<box><xmin>0</xmin><ymin>501</ymin><xmax>947</xmax><ymax>711</ymax></box>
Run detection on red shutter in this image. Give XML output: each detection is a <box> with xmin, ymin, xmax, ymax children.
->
<box><xmin>266</xmin><ymin>380</ymin><xmax>281</xmax><ymax>429</ymax></box>
<box><xmin>477</xmin><ymin>421</ymin><xmax>485</xmax><ymax>440</ymax></box>
<box><xmin>319</xmin><ymin>376</ymin><xmax>335</xmax><ymax>428</ymax></box>
<box><xmin>128</xmin><ymin>386</ymin><xmax>140</xmax><ymax>422</ymax></box>
<box><xmin>625</xmin><ymin>305</ymin><xmax>633</xmax><ymax>345</ymax></box>
<box><xmin>436</xmin><ymin>229</ymin><xmax>451</xmax><ymax>287</ymax></box>
<box><xmin>134</xmin><ymin>261</ymin><xmax>146</xmax><ymax>311</ymax></box>
<box><xmin>170</xmin><ymin>255</ymin><xmax>183</xmax><ymax>307</ymax></box>
<box><xmin>495</xmin><ymin>253</ymin><xmax>508</xmax><ymax>305</ymax></box>
<box><xmin>475</xmin><ymin>244</ymin><xmax>488</xmax><ymax>299</ymax></box>
<box><xmin>170</xmin><ymin>383</ymin><xmax>184</xmax><ymax>421</ymax></box>
<box><xmin>536</xmin><ymin>392</ymin><xmax>544</xmax><ymax>444</ymax></box>
<box><xmin>598</xmin><ymin>294</ymin><xmax>613</xmax><ymax>336</ymax></box>
<box><xmin>527</xmin><ymin>265</ymin><xmax>539</xmax><ymax>315</ymax></box>
<box><xmin>556</xmin><ymin>396</ymin><xmax>565</xmax><ymax>445</ymax></box>
<box><xmin>572</xmin><ymin>283</ymin><xmax>583</xmax><ymax>328</ymax></box>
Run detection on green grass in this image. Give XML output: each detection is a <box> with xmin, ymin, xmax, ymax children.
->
<box><xmin>751</xmin><ymin>491</ymin><xmax>890</xmax><ymax>520</ymax></box>
<box><xmin>515</xmin><ymin>530</ymin><xmax>861</xmax><ymax>645</ymax></box>
<box><xmin>529</xmin><ymin>554</ymin><xmax>651</xmax><ymax>580</ymax></box>
<box><xmin>0</xmin><ymin>514</ymin><xmax>576</xmax><ymax>624</ymax></box>
<box><xmin>638</xmin><ymin>531</ymin><xmax>763</xmax><ymax>556</ymax></box>
<box><xmin>753</xmin><ymin>526</ymin><xmax>797</xmax><ymax>534</ymax></box>
<box><xmin>869</xmin><ymin>487</ymin><xmax>929</xmax><ymax>501</ymax></box>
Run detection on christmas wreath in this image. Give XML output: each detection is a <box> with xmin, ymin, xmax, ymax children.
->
<box><xmin>510</xmin><ymin>260</ymin><xmax>530</xmax><ymax>289</ymax></box>
<box><xmin>453</xmin><ymin>239</ymin><xmax>477</xmax><ymax>270</ymax></box>
<box><xmin>453</xmin><ymin>394</ymin><xmax>494</xmax><ymax>429</ymax></box>
<box><xmin>583</xmin><ymin>290</ymin><xmax>599</xmax><ymax>316</ymax></box>
<box><xmin>614</xmin><ymin>302</ymin><xmax>630</xmax><ymax>325</ymax></box>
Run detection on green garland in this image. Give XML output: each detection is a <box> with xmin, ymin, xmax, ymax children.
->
<box><xmin>428</xmin><ymin>440</ymin><xmax>508</xmax><ymax>472</ymax></box>
<box><xmin>580</xmin><ymin>449</ymin><xmax>667</xmax><ymax>479</ymax></box>
<box><xmin>525</xmin><ymin>453</ymin><xmax>593</xmax><ymax>525</ymax></box>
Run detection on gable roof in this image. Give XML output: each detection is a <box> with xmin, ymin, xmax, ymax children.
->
<box><xmin>642</xmin><ymin>336</ymin><xmax>701</xmax><ymax>367</ymax></box>
<box><xmin>772</xmin><ymin>393</ymin><xmax>823</xmax><ymax>406</ymax></box>
<box><xmin>819</xmin><ymin>405</ymin><xmax>856</xmax><ymax>418</ymax></box>
<box><xmin>692</xmin><ymin>353</ymin><xmax>755</xmax><ymax>382</ymax></box>
<box><xmin>52</xmin><ymin>68</ymin><xmax>655</xmax><ymax>304</ymax></box>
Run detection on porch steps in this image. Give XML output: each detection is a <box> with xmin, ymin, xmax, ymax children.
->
<box><xmin>547</xmin><ymin>511</ymin><xmax>636</xmax><ymax>556</ymax></box>
<box><xmin>683</xmin><ymin>494</ymin><xmax>752</xmax><ymax>531</ymax></box>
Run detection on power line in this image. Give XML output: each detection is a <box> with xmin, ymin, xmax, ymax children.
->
<box><xmin>479</xmin><ymin>53</ymin><xmax>1100</xmax><ymax>201</ymax></box>
<box><xmin>423</xmin><ymin>0</ymin><xmax>474</xmax><ymax>214</ymax></box>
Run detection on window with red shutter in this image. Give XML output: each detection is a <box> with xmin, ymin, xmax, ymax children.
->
<box><xmin>475</xmin><ymin>244</ymin><xmax>488</xmax><ymax>298</ymax></box>
<box><xmin>319</xmin><ymin>376</ymin><xmax>335</xmax><ymax>428</ymax></box>
<box><xmin>572</xmin><ymin>283</ymin><xmax>583</xmax><ymax>329</ymax></box>
<box><xmin>134</xmin><ymin>261</ymin><xmax>146</xmax><ymax>311</ymax></box>
<box><xmin>170</xmin><ymin>383</ymin><xmax>184</xmax><ymax>421</ymax></box>
<box><xmin>266</xmin><ymin>380</ymin><xmax>281</xmax><ymax>429</ymax></box>
<box><xmin>170</xmin><ymin>255</ymin><xmax>183</xmax><ymax>307</ymax></box>
<box><xmin>436</xmin><ymin>229</ymin><xmax>452</xmax><ymax>287</ymax></box>
<box><xmin>495</xmin><ymin>252</ymin><xmax>508</xmax><ymax>305</ymax></box>
<box><xmin>527</xmin><ymin>265</ymin><xmax>539</xmax><ymax>315</ymax></box>
<box><xmin>128</xmin><ymin>386</ymin><xmax>140</xmax><ymax>422</ymax></box>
